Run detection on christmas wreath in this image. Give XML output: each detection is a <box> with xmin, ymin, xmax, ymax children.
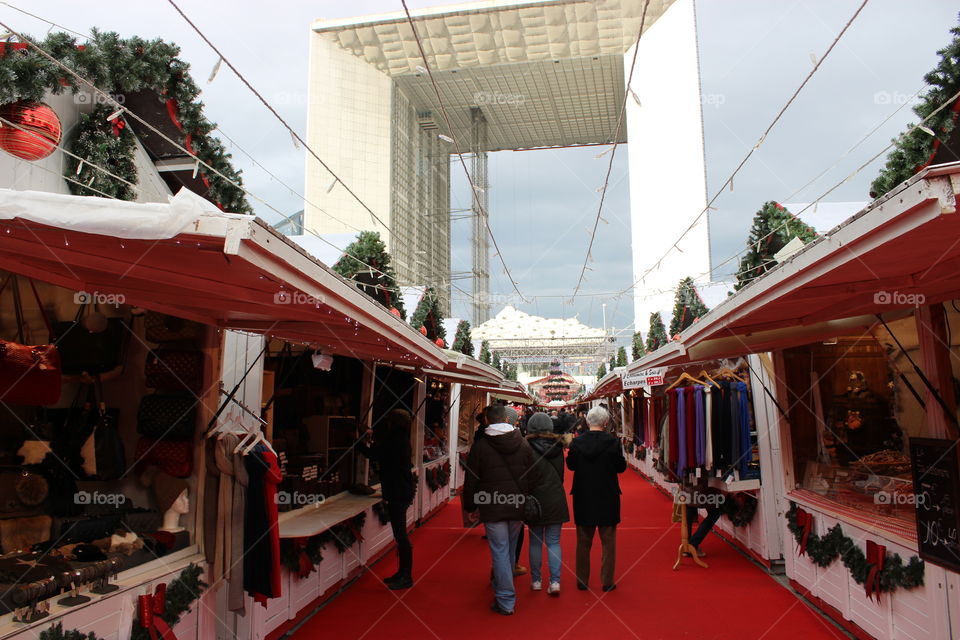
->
<box><xmin>0</xmin><ymin>30</ymin><xmax>251</xmax><ymax>213</ymax></box>
<box><xmin>720</xmin><ymin>492</ymin><xmax>758</xmax><ymax>527</ymax></box>
<box><xmin>280</xmin><ymin>535</ymin><xmax>325</xmax><ymax>579</ymax></box>
<box><xmin>130</xmin><ymin>564</ymin><xmax>206</xmax><ymax>640</ymax></box>
<box><xmin>786</xmin><ymin>503</ymin><xmax>924</xmax><ymax>600</ymax></box>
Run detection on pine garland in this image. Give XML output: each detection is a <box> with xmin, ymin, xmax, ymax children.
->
<box><xmin>65</xmin><ymin>104</ymin><xmax>137</xmax><ymax>199</ymax></box>
<box><xmin>0</xmin><ymin>30</ymin><xmax>252</xmax><ymax>213</ymax></box>
<box><xmin>332</xmin><ymin>231</ymin><xmax>406</xmax><ymax>319</ymax></box>
<box><xmin>719</xmin><ymin>492</ymin><xmax>758</xmax><ymax>527</ymax></box>
<box><xmin>130</xmin><ymin>564</ymin><xmax>206</xmax><ymax>640</ymax></box>
<box><xmin>785</xmin><ymin>503</ymin><xmax>924</xmax><ymax>594</ymax></box>
<box><xmin>870</xmin><ymin>15</ymin><xmax>960</xmax><ymax>198</ymax></box>
<box><xmin>452</xmin><ymin>320</ymin><xmax>473</xmax><ymax>356</ymax></box>
<box><xmin>279</xmin><ymin>535</ymin><xmax>325</xmax><ymax>577</ymax></box>
<box><xmin>735</xmin><ymin>202</ymin><xmax>817</xmax><ymax>290</ymax></box>
<box><xmin>39</xmin><ymin>623</ymin><xmax>102</xmax><ymax>640</ymax></box>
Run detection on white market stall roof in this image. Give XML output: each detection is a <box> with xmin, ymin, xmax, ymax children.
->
<box><xmin>0</xmin><ymin>188</ymin><xmax>447</xmax><ymax>368</ymax></box>
<box><xmin>627</xmin><ymin>162</ymin><xmax>960</xmax><ymax>372</ymax></box>
<box><xmin>312</xmin><ymin>0</ymin><xmax>674</xmax><ymax>151</ymax></box>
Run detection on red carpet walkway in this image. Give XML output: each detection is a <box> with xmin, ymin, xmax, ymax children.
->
<box><xmin>289</xmin><ymin>468</ymin><xmax>846</xmax><ymax>640</ymax></box>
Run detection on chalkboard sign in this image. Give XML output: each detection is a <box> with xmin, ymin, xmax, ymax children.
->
<box><xmin>909</xmin><ymin>437</ymin><xmax>960</xmax><ymax>572</ymax></box>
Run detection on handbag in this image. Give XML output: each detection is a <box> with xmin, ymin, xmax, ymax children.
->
<box><xmin>144</xmin><ymin>311</ymin><xmax>204</xmax><ymax>344</ymax></box>
<box><xmin>0</xmin><ymin>275</ymin><xmax>60</xmax><ymax>406</ymax></box>
<box><xmin>134</xmin><ymin>437</ymin><xmax>193</xmax><ymax>477</ymax></box>
<box><xmin>53</xmin><ymin>303</ymin><xmax>126</xmax><ymax>376</ymax></box>
<box><xmin>137</xmin><ymin>394</ymin><xmax>198</xmax><ymax>440</ymax></box>
<box><xmin>145</xmin><ymin>348</ymin><xmax>203</xmax><ymax>393</ymax></box>
<box><xmin>83</xmin><ymin>383</ymin><xmax>126</xmax><ymax>481</ymax></box>
<box><xmin>492</xmin><ymin>446</ymin><xmax>541</xmax><ymax>524</ymax></box>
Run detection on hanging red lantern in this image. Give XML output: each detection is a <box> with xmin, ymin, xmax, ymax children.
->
<box><xmin>0</xmin><ymin>101</ymin><xmax>62</xmax><ymax>161</ymax></box>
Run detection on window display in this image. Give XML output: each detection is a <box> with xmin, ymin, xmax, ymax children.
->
<box><xmin>422</xmin><ymin>381</ymin><xmax>450</xmax><ymax>463</ymax></box>
<box><xmin>0</xmin><ymin>274</ymin><xmax>206</xmax><ymax>620</ymax></box>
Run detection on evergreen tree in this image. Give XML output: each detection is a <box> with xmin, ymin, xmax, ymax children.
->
<box><xmin>616</xmin><ymin>346</ymin><xmax>627</xmax><ymax>368</ymax></box>
<box><xmin>735</xmin><ymin>202</ymin><xmax>817</xmax><ymax>290</ymax></box>
<box><xmin>505</xmin><ymin>363</ymin><xmax>518</xmax><ymax>382</ymax></box>
<box><xmin>410</xmin><ymin>286</ymin><xmax>445</xmax><ymax>343</ymax></box>
<box><xmin>452</xmin><ymin>320</ymin><xmax>474</xmax><ymax>356</ymax></box>
<box><xmin>597</xmin><ymin>362</ymin><xmax>607</xmax><ymax>380</ymax></box>
<box><xmin>632</xmin><ymin>331</ymin><xmax>646</xmax><ymax>360</ymax></box>
<box><xmin>871</xmin><ymin>16</ymin><xmax>960</xmax><ymax>199</ymax></box>
<box><xmin>333</xmin><ymin>231</ymin><xmax>406</xmax><ymax>318</ymax></box>
<box><xmin>646</xmin><ymin>312</ymin><xmax>667</xmax><ymax>352</ymax></box>
<box><xmin>492</xmin><ymin>351</ymin><xmax>502</xmax><ymax>371</ymax></box>
<box><xmin>669</xmin><ymin>277</ymin><xmax>710</xmax><ymax>336</ymax></box>
<box><xmin>609</xmin><ymin>355</ymin><xmax>616</xmax><ymax>371</ymax></box>
<box><xmin>479</xmin><ymin>340</ymin><xmax>491</xmax><ymax>364</ymax></box>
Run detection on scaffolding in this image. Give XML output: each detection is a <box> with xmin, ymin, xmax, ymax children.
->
<box><xmin>470</xmin><ymin>107</ymin><xmax>490</xmax><ymax>326</ymax></box>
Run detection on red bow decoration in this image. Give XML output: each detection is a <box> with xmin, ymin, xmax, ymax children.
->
<box><xmin>865</xmin><ymin>540</ymin><xmax>886</xmax><ymax>603</ymax></box>
<box><xmin>165</xmin><ymin>99</ymin><xmax>183</xmax><ymax>131</ymax></box>
<box><xmin>111</xmin><ymin>117</ymin><xmax>126</xmax><ymax>138</ymax></box>
<box><xmin>795</xmin><ymin>508</ymin><xmax>813</xmax><ymax>556</ymax></box>
<box><xmin>138</xmin><ymin>583</ymin><xmax>177</xmax><ymax>640</ymax></box>
<box><xmin>347</xmin><ymin>520</ymin><xmax>364</xmax><ymax>544</ymax></box>
<box><xmin>292</xmin><ymin>537</ymin><xmax>314</xmax><ymax>579</ymax></box>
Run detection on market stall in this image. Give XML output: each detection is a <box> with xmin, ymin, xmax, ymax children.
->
<box><xmin>627</xmin><ymin>162</ymin><xmax>960</xmax><ymax>639</ymax></box>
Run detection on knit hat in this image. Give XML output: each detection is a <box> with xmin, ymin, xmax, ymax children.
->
<box><xmin>153</xmin><ymin>473</ymin><xmax>189</xmax><ymax>514</ymax></box>
<box><xmin>527</xmin><ymin>413</ymin><xmax>553</xmax><ymax>434</ymax></box>
<box><xmin>505</xmin><ymin>407</ymin><xmax>519</xmax><ymax>426</ymax></box>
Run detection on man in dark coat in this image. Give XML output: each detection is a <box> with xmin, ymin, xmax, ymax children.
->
<box><xmin>463</xmin><ymin>404</ymin><xmax>534</xmax><ymax>615</ymax></box>
<box><xmin>358</xmin><ymin>409</ymin><xmax>415</xmax><ymax>589</ymax></box>
<box><xmin>525</xmin><ymin>412</ymin><xmax>569</xmax><ymax>596</ymax></box>
<box><xmin>567</xmin><ymin>406</ymin><xmax>626</xmax><ymax>592</ymax></box>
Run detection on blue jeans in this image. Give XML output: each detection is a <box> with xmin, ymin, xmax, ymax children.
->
<box><xmin>484</xmin><ymin>520</ymin><xmax>522</xmax><ymax>611</ymax></box>
<box><xmin>528</xmin><ymin>524</ymin><xmax>562</xmax><ymax>584</ymax></box>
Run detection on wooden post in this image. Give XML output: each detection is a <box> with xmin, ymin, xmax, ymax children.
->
<box><xmin>915</xmin><ymin>303</ymin><xmax>958</xmax><ymax>439</ymax></box>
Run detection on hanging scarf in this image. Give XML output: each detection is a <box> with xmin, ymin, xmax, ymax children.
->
<box><xmin>694</xmin><ymin>385</ymin><xmax>706</xmax><ymax>467</ymax></box>
<box><xmin>676</xmin><ymin>388</ymin><xmax>687</xmax><ymax>475</ymax></box>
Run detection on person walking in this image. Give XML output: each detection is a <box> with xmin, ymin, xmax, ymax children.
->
<box><xmin>505</xmin><ymin>407</ymin><xmax>528</xmax><ymax>577</ymax></box>
<box><xmin>358</xmin><ymin>409</ymin><xmax>416</xmax><ymax>590</ymax></box>
<box><xmin>463</xmin><ymin>404</ymin><xmax>534</xmax><ymax>615</ymax></box>
<box><xmin>525</xmin><ymin>412</ymin><xmax>569</xmax><ymax>596</ymax></box>
<box><xmin>566</xmin><ymin>406</ymin><xmax>626</xmax><ymax>592</ymax></box>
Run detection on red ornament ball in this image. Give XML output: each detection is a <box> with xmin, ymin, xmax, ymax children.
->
<box><xmin>434</xmin><ymin>338</ymin><xmax>445</xmax><ymax>348</ymax></box>
<box><xmin>419</xmin><ymin>326</ymin><xmax>428</xmax><ymax>336</ymax></box>
<box><xmin>389</xmin><ymin>307</ymin><xmax>401</xmax><ymax>318</ymax></box>
<box><xmin>0</xmin><ymin>101</ymin><xmax>62</xmax><ymax>161</ymax></box>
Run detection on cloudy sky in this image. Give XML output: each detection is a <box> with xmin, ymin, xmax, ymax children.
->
<box><xmin>6</xmin><ymin>0</ymin><xmax>957</xmax><ymax>347</ymax></box>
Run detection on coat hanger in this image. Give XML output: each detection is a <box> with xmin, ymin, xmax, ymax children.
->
<box><xmin>697</xmin><ymin>369</ymin><xmax>720</xmax><ymax>387</ymax></box>
<box><xmin>715</xmin><ymin>366</ymin><xmax>747</xmax><ymax>383</ymax></box>
<box><xmin>665</xmin><ymin>372</ymin><xmax>708</xmax><ymax>391</ymax></box>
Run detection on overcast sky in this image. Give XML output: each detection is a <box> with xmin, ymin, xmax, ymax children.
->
<box><xmin>7</xmin><ymin>0</ymin><xmax>958</xmax><ymax>346</ymax></box>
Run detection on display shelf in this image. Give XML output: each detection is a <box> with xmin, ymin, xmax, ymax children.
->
<box><xmin>278</xmin><ymin>491</ymin><xmax>381</xmax><ymax>539</ymax></box>
<box><xmin>708</xmin><ymin>476</ymin><xmax>760</xmax><ymax>492</ymax></box>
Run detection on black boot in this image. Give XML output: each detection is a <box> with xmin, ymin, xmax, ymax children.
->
<box><xmin>387</xmin><ymin>544</ymin><xmax>413</xmax><ymax>589</ymax></box>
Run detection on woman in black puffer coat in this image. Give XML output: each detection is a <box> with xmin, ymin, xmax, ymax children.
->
<box><xmin>524</xmin><ymin>412</ymin><xmax>569</xmax><ymax>596</ymax></box>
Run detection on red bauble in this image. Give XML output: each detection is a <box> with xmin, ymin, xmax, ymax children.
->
<box><xmin>434</xmin><ymin>338</ymin><xmax>445</xmax><ymax>348</ymax></box>
<box><xmin>419</xmin><ymin>326</ymin><xmax>428</xmax><ymax>336</ymax></box>
<box><xmin>389</xmin><ymin>307</ymin><xmax>401</xmax><ymax>318</ymax></box>
<box><xmin>0</xmin><ymin>101</ymin><xmax>62</xmax><ymax>161</ymax></box>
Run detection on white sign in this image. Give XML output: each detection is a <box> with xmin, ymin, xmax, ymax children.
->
<box><xmin>623</xmin><ymin>367</ymin><xmax>666</xmax><ymax>389</ymax></box>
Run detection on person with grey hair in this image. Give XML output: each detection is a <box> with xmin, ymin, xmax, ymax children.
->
<box><xmin>566</xmin><ymin>405</ymin><xmax>627</xmax><ymax>592</ymax></box>
<box><xmin>504</xmin><ymin>407</ymin><xmax>528</xmax><ymax>577</ymax></box>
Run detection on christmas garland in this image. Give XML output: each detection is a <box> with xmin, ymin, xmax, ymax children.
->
<box><xmin>130</xmin><ymin>563</ymin><xmax>206</xmax><ymax>640</ymax></box>
<box><xmin>39</xmin><ymin>623</ymin><xmax>102</xmax><ymax>640</ymax></box>
<box><xmin>280</xmin><ymin>512</ymin><xmax>368</xmax><ymax>578</ymax></box>
<box><xmin>785</xmin><ymin>503</ymin><xmax>924</xmax><ymax>598</ymax></box>
<box><xmin>0</xmin><ymin>30</ymin><xmax>251</xmax><ymax>213</ymax></box>
<box><xmin>720</xmin><ymin>492</ymin><xmax>758</xmax><ymax>527</ymax></box>
<box><xmin>65</xmin><ymin>104</ymin><xmax>137</xmax><ymax>199</ymax></box>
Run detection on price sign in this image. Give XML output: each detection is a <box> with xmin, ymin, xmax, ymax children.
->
<box><xmin>909</xmin><ymin>437</ymin><xmax>960</xmax><ymax>572</ymax></box>
<box><xmin>623</xmin><ymin>367</ymin><xmax>666</xmax><ymax>389</ymax></box>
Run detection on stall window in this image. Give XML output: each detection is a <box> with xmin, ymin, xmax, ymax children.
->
<box><xmin>0</xmin><ymin>274</ymin><xmax>204</xmax><ymax>615</ymax></box>
<box><xmin>785</xmin><ymin>319</ymin><xmax>926</xmax><ymax>521</ymax></box>
<box><xmin>265</xmin><ymin>346</ymin><xmax>362</xmax><ymax>506</ymax></box>
<box><xmin>457</xmin><ymin>386</ymin><xmax>486</xmax><ymax>449</ymax></box>
<box><xmin>423</xmin><ymin>381</ymin><xmax>450</xmax><ymax>463</ymax></box>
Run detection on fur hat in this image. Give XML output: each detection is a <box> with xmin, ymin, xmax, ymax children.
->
<box><xmin>527</xmin><ymin>413</ymin><xmax>554</xmax><ymax>434</ymax></box>
<box><xmin>153</xmin><ymin>473</ymin><xmax>189</xmax><ymax>514</ymax></box>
